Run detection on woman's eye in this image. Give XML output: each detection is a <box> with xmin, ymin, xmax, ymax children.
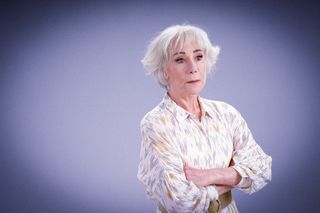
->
<box><xmin>175</xmin><ymin>58</ymin><xmax>184</xmax><ymax>63</ymax></box>
<box><xmin>196</xmin><ymin>55</ymin><xmax>203</xmax><ymax>61</ymax></box>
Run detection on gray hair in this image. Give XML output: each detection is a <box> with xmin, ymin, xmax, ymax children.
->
<box><xmin>141</xmin><ymin>24</ymin><xmax>220</xmax><ymax>89</ymax></box>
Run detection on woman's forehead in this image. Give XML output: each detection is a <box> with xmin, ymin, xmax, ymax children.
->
<box><xmin>170</xmin><ymin>40</ymin><xmax>204</xmax><ymax>54</ymax></box>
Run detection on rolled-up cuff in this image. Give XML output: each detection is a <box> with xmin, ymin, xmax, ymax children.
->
<box><xmin>232</xmin><ymin>165</ymin><xmax>252</xmax><ymax>188</ymax></box>
<box><xmin>206</xmin><ymin>185</ymin><xmax>219</xmax><ymax>201</ymax></box>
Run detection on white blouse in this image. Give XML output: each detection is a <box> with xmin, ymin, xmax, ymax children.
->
<box><xmin>137</xmin><ymin>93</ymin><xmax>272</xmax><ymax>213</ymax></box>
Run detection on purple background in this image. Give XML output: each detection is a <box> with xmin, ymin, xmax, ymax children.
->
<box><xmin>1</xmin><ymin>1</ymin><xmax>320</xmax><ymax>212</ymax></box>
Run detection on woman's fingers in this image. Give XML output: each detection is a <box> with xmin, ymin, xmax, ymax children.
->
<box><xmin>183</xmin><ymin>161</ymin><xmax>191</xmax><ymax>180</ymax></box>
<box><xmin>183</xmin><ymin>162</ymin><xmax>211</xmax><ymax>187</ymax></box>
<box><xmin>184</xmin><ymin>167</ymin><xmax>206</xmax><ymax>186</ymax></box>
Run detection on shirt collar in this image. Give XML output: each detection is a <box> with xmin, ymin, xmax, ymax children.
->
<box><xmin>198</xmin><ymin>96</ymin><xmax>216</xmax><ymax>118</ymax></box>
<box><xmin>161</xmin><ymin>93</ymin><xmax>213</xmax><ymax>123</ymax></box>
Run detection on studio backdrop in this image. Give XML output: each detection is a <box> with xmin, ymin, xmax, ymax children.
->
<box><xmin>1</xmin><ymin>1</ymin><xmax>319</xmax><ymax>212</ymax></box>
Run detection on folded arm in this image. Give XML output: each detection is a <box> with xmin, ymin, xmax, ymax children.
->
<box><xmin>184</xmin><ymin>159</ymin><xmax>242</xmax><ymax>196</ymax></box>
<box><xmin>184</xmin><ymin>104</ymin><xmax>272</xmax><ymax>194</ymax></box>
<box><xmin>137</xmin><ymin>121</ymin><xmax>219</xmax><ymax>212</ymax></box>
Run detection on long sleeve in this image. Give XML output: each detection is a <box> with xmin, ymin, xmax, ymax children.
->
<box><xmin>137</xmin><ymin>118</ymin><xmax>218</xmax><ymax>213</ymax></box>
<box><xmin>228</xmin><ymin>105</ymin><xmax>272</xmax><ymax>194</ymax></box>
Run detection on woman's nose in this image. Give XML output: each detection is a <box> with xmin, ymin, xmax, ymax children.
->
<box><xmin>189</xmin><ymin>60</ymin><xmax>198</xmax><ymax>73</ymax></box>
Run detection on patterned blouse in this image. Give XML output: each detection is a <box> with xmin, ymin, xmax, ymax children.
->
<box><xmin>137</xmin><ymin>93</ymin><xmax>272</xmax><ymax>213</ymax></box>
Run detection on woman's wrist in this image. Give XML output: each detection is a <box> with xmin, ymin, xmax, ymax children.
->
<box><xmin>208</xmin><ymin>167</ymin><xmax>241</xmax><ymax>186</ymax></box>
<box><xmin>208</xmin><ymin>168</ymin><xmax>218</xmax><ymax>185</ymax></box>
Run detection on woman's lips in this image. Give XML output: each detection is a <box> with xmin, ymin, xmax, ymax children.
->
<box><xmin>186</xmin><ymin>80</ymin><xmax>200</xmax><ymax>84</ymax></box>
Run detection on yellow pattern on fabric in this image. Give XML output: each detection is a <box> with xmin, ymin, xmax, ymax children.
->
<box><xmin>137</xmin><ymin>93</ymin><xmax>272</xmax><ymax>213</ymax></box>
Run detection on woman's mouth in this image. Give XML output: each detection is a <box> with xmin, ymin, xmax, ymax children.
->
<box><xmin>187</xmin><ymin>80</ymin><xmax>200</xmax><ymax>84</ymax></box>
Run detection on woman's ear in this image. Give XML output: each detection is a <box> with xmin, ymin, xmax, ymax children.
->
<box><xmin>163</xmin><ymin>71</ymin><xmax>168</xmax><ymax>80</ymax></box>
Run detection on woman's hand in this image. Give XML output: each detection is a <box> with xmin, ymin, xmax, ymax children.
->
<box><xmin>184</xmin><ymin>161</ymin><xmax>241</xmax><ymax>188</ymax></box>
<box><xmin>184</xmin><ymin>162</ymin><xmax>233</xmax><ymax>195</ymax></box>
<box><xmin>184</xmin><ymin>162</ymin><xmax>213</xmax><ymax>187</ymax></box>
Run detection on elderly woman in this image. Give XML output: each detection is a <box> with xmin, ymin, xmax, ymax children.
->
<box><xmin>137</xmin><ymin>24</ymin><xmax>272</xmax><ymax>213</ymax></box>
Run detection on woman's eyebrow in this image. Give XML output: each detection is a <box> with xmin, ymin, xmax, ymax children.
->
<box><xmin>193</xmin><ymin>49</ymin><xmax>203</xmax><ymax>53</ymax></box>
<box><xmin>173</xmin><ymin>51</ymin><xmax>185</xmax><ymax>56</ymax></box>
<box><xmin>173</xmin><ymin>49</ymin><xmax>203</xmax><ymax>56</ymax></box>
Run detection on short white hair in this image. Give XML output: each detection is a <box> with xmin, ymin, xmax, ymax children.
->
<box><xmin>141</xmin><ymin>24</ymin><xmax>220</xmax><ymax>89</ymax></box>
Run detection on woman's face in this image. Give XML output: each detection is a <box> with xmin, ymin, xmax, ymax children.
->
<box><xmin>165</xmin><ymin>41</ymin><xmax>207</xmax><ymax>98</ymax></box>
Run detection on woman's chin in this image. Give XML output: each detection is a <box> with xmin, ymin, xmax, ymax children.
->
<box><xmin>185</xmin><ymin>85</ymin><xmax>204</xmax><ymax>95</ymax></box>
<box><xmin>185</xmin><ymin>88</ymin><xmax>203</xmax><ymax>96</ymax></box>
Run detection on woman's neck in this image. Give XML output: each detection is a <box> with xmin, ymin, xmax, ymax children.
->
<box><xmin>167</xmin><ymin>92</ymin><xmax>202</xmax><ymax>119</ymax></box>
